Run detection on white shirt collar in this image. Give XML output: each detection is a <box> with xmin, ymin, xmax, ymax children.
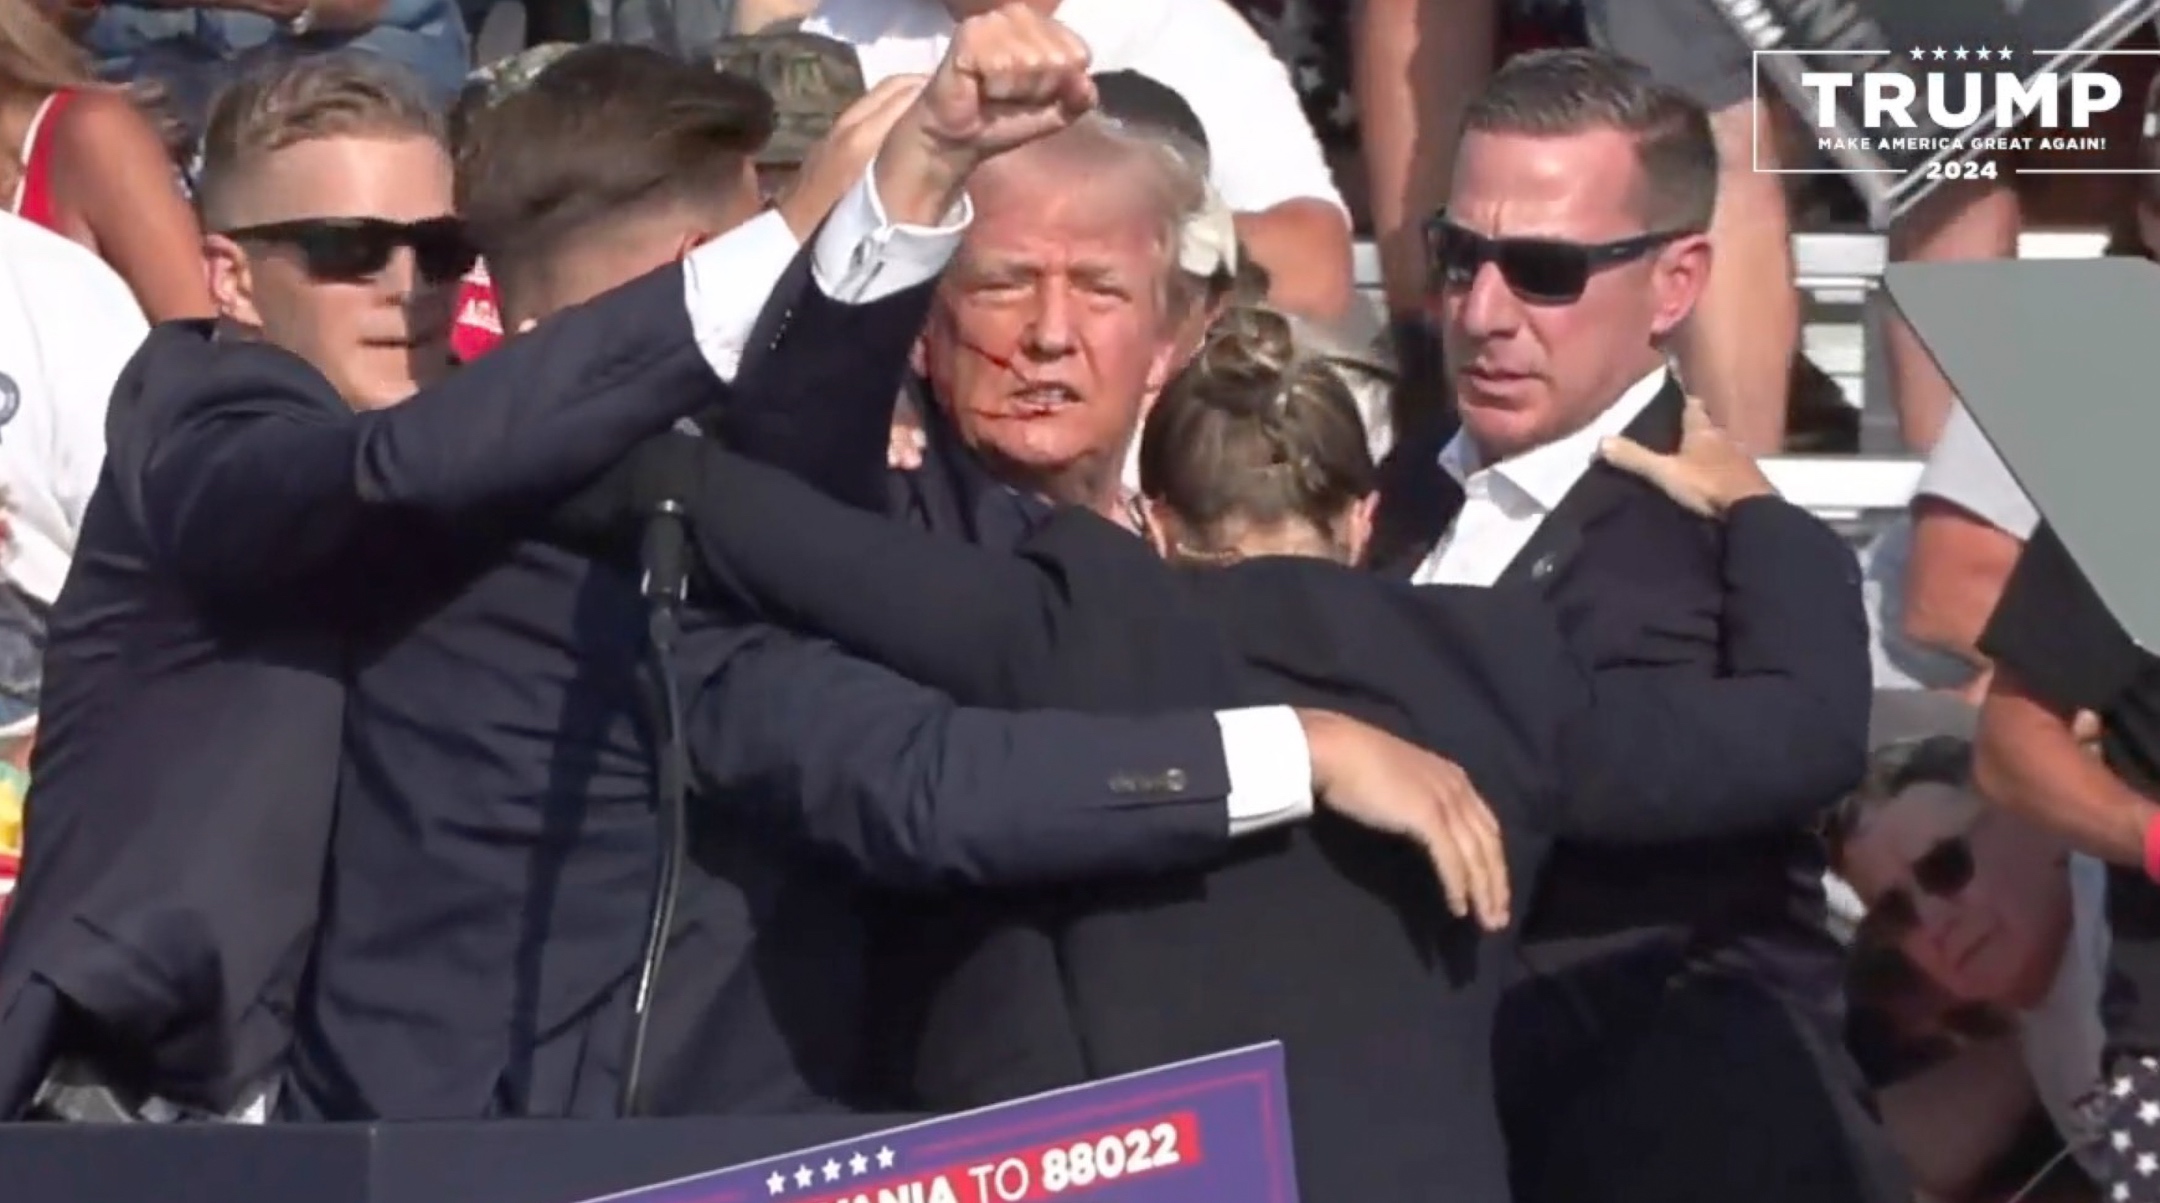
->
<box><xmin>1439</xmin><ymin>366</ymin><xmax>1669</xmax><ymax>512</ymax></box>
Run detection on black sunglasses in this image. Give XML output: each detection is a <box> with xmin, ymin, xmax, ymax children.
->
<box><xmin>1860</xmin><ymin>835</ymin><xmax>1977</xmax><ymax>943</ymax></box>
<box><xmin>221</xmin><ymin>216</ymin><xmax>477</xmax><ymax>286</ymax></box>
<box><xmin>1424</xmin><ymin>214</ymin><xmax>1697</xmax><ymax>305</ymax></box>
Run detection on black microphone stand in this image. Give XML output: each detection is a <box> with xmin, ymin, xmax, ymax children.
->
<box><xmin>618</xmin><ymin>499</ymin><xmax>692</xmax><ymax>1117</ymax></box>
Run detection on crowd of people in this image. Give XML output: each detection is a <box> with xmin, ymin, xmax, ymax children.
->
<box><xmin>0</xmin><ymin>2</ymin><xmax>2154</xmax><ymax>1203</ymax></box>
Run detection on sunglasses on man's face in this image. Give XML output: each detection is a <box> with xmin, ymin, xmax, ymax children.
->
<box><xmin>221</xmin><ymin>216</ymin><xmax>477</xmax><ymax>287</ymax></box>
<box><xmin>1424</xmin><ymin>215</ymin><xmax>1696</xmax><ymax>305</ymax></box>
<box><xmin>1860</xmin><ymin>834</ymin><xmax>1978</xmax><ymax>943</ymax></box>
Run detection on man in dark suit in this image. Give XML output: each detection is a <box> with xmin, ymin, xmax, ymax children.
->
<box><xmin>1365</xmin><ymin>49</ymin><xmax>1902</xmax><ymax>1203</ymax></box>
<box><xmin>0</xmin><ymin>52</ymin><xmax>752</xmax><ymax>1121</ymax></box>
<box><xmin>552</xmin><ymin>309</ymin><xmax>1865</xmax><ymax>1203</ymax></box>
<box><xmin>289</xmin><ymin>19</ymin><xmax>1447</xmax><ymax>1124</ymax></box>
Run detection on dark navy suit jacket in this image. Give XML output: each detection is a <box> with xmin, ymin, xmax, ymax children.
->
<box><xmin>1368</xmin><ymin>382</ymin><xmax>1866</xmax><ymax>1019</ymax></box>
<box><xmin>644</xmin><ymin>423</ymin><xmax>1868</xmax><ymax>1203</ymax></box>
<box><xmin>282</xmin><ymin>247</ymin><xmax>932</xmax><ymax>1121</ymax></box>
<box><xmin>286</xmin><ymin>244</ymin><xmax>1257</xmax><ymax>1121</ymax></box>
<box><xmin>0</xmin><ymin>263</ymin><xmax>727</xmax><ymax>1118</ymax></box>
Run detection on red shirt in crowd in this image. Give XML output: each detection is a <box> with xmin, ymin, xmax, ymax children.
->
<box><xmin>451</xmin><ymin>261</ymin><xmax>502</xmax><ymax>363</ymax></box>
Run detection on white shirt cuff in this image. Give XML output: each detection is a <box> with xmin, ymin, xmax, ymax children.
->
<box><xmin>681</xmin><ymin>209</ymin><xmax>803</xmax><ymax>384</ymax></box>
<box><xmin>1216</xmin><ymin>706</ymin><xmax>1315</xmax><ymax>837</ymax></box>
<box><xmin>809</xmin><ymin>156</ymin><xmax>971</xmax><ymax>304</ymax></box>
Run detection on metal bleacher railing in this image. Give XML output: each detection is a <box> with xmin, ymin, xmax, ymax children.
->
<box><xmin>1352</xmin><ymin>229</ymin><xmax>2113</xmax><ymax>529</ymax></box>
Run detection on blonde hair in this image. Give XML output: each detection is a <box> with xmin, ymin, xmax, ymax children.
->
<box><xmin>197</xmin><ymin>52</ymin><xmax>445</xmax><ymax>229</ymax></box>
<box><xmin>1137</xmin><ymin>304</ymin><xmax>1379</xmax><ymax>557</ymax></box>
<box><xmin>0</xmin><ymin>0</ymin><xmax>89</xmax><ymax>102</ymax></box>
<box><xmin>0</xmin><ymin>0</ymin><xmax>91</xmax><ymax>170</ymax></box>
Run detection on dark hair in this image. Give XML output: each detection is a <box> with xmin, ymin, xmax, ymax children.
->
<box><xmin>1822</xmin><ymin>735</ymin><xmax>1975</xmax><ymax>873</ymax></box>
<box><xmin>1138</xmin><ymin>304</ymin><xmax>1377</xmax><ymax>557</ymax></box>
<box><xmin>446</xmin><ymin>80</ymin><xmax>489</xmax><ymax>157</ymax></box>
<box><xmin>1462</xmin><ymin>48</ymin><xmax>1718</xmax><ymax>232</ymax></box>
<box><xmin>455</xmin><ymin>43</ymin><xmax>773</xmax><ymax>289</ymax></box>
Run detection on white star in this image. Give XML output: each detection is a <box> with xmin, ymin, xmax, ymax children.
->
<box><xmin>2139</xmin><ymin>1099</ymin><xmax>2159</xmax><ymax>1124</ymax></box>
<box><xmin>1932</xmin><ymin>47</ymin><xmax>1949</xmax><ymax>61</ymax></box>
<box><xmin>850</xmin><ymin>1152</ymin><xmax>869</xmax><ymax>1176</ymax></box>
<box><xmin>823</xmin><ymin>1160</ymin><xmax>842</xmax><ymax>1183</ymax></box>
<box><xmin>767</xmin><ymin>1171</ymin><xmax>787</xmax><ymax>1196</ymax></box>
<box><xmin>2140</xmin><ymin>1152</ymin><xmax>2159</xmax><ymax>1175</ymax></box>
<box><xmin>2118</xmin><ymin>1076</ymin><xmax>2137</xmax><ymax>1097</ymax></box>
<box><xmin>2118</xmin><ymin>1129</ymin><xmax>2135</xmax><ymax>1150</ymax></box>
<box><xmin>795</xmin><ymin>1166</ymin><xmax>814</xmax><ymax>1188</ymax></box>
<box><xmin>1953</xmin><ymin>46</ymin><xmax>1969</xmax><ymax>61</ymax></box>
<box><xmin>876</xmin><ymin>1146</ymin><xmax>896</xmax><ymax>1169</ymax></box>
<box><xmin>1910</xmin><ymin>46</ymin><xmax>1927</xmax><ymax>61</ymax></box>
<box><xmin>2118</xmin><ymin>1182</ymin><xmax>2132</xmax><ymax>1201</ymax></box>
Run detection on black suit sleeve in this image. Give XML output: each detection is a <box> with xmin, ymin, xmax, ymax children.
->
<box><xmin>1979</xmin><ymin>521</ymin><xmax>2144</xmax><ymax>714</ymax></box>
<box><xmin>680</xmin><ymin>442</ymin><xmax>1080</xmax><ymax>706</ymax></box>
<box><xmin>134</xmin><ymin>266</ymin><xmax>719</xmax><ymax>605</ymax></box>
<box><xmin>712</xmin><ymin>247</ymin><xmax>936</xmax><ymax>514</ymax></box>
<box><xmin>677</xmin><ymin>622</ymin><xmax>1232</xmax><ymax>890</ymax></box>
<box><xmin>1553</xmin><ymin>496</ymin><xmax>1872</xmax><ymax>843</ymax></box>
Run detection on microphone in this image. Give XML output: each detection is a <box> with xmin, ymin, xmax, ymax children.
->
<box><xmin>638</xmin><ymin>498</ymin><xmax>690</xmax><ymax>610</ymax></box>
<box><xmin>618</xmin><ymin>439</ymin><xmax>699</xmax><ymax>1117</ymax></box>
<box><xmin>636</xmin><ymin>435</ymin><xmax>700</xmax><ymax>609</ymax></box>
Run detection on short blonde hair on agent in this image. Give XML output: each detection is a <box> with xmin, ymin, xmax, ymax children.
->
<box><xmin>197</xmin><ymin>52</ymin><xmax>445</xmax><ymax>230</ymax></box>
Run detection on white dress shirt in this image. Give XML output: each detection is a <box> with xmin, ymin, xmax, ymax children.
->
<box><xmin>678</xmin><ymin>164</ymin><xmax>1314</xmax><ymax>836</ymax></box>
<box><xmin>801</xmin><ymin>0</ymin><xmax>1347</xmax><ymax>219</ymax></box>
<box><xmin>1413</xmin><ymin>367</ymin><xmax>1669</xmax><ymax>588</ymax></box>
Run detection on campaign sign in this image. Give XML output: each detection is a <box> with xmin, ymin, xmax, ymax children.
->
<box><xmin>574</xmin><ymin>1044</ymin><xmax>1298</xmax><ymax>1203</ymax></box>
<box><xmin>1707</xmin><ymin>0</ymin><xmax>2160</xmax><ymax>226</ymax></box>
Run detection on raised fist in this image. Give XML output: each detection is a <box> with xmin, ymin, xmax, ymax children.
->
<box><xmin>917</xmin><ymin>5</ymin><xmax>1096</xmax><ymax>163</ymax></box>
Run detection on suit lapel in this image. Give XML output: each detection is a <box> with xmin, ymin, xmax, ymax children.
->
<box><xmin>1494</xmin><ymin>379</ymin><xmax>1685</xmax><ymax>588</ymax></box>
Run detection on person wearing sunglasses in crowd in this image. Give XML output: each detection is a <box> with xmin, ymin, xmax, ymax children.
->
<box><xmin>1827</xmin><ymin>733</ymin><xmax>2109</xmax><ymax>1203</ymax></box>
<box><xmin>1356</xmin><ymin>48</ymin><xmax>1907</xmax><ymax>1203</ymax></box>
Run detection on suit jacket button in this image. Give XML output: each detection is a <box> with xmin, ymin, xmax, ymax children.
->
<box><xmin>1163</xmin><ymin>769</ymin><xmax>1187</xmax><ymax>791</ymax></box>
<box><xmin>1530</xmin><ymin>552</ymin><xmax>1558</xmax><ymax>580</ymax></box>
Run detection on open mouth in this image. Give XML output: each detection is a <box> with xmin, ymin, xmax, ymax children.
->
<box><xmin>1007</xmin><ymin>383</ymin><xmax>1082</xmax><ymax>413</ymax></box>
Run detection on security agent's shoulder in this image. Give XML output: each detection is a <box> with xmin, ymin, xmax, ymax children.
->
<box><xmin>1578</xmin><ymin>461</ymin><xmax>1725</xmax><ymax>568</ymax></box>
<box><xmin>104</xmin><ymin>322</ymin><xmax>347</xmax><ymax>472</ymax></box>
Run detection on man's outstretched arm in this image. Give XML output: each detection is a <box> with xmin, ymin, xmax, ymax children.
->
<box><xmin>681</xmin><ymin>623</ymin><xmax>1512</xmax><ymax>926</ymax></box>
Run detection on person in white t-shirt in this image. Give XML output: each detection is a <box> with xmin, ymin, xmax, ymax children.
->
<box><xmin>1830</xmin><ymin>732</ymin><xmax>2110</xmax><ymax>1196</ymax></box>
<box><xmin>1865</xmin><ymin>400</ymin><xmax>2039</xmax><ymax>695</ymax></box>
<box><xmin>0</xmin><ymin>209</ymin><xmax>147</xmax><ymax>634</ymax></box>
<box><xmin>0</xmin><ymin>210</ymin><xmax>147</xmax><ymax>919</ymax></box>
<box><xmin>801</xmin><ymin>0</ymin><xmax>1356</xmax><ymax>318</ymax></box>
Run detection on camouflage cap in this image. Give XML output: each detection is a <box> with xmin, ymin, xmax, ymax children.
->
<box><xmin>466</xmin><ymin>41</ymin><xmax>581</xmax><ymax>112</ymax></box>
<box><xmin>711</xmin><ymin>21</ymin><xmax>866</xmax><ymax>166</ymax></box>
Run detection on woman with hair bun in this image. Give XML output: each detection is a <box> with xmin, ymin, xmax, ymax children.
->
<box><xmin>557</xmin><ymin>303</ymin><xmax>1859</xmax><ymax>1203</ymax></box>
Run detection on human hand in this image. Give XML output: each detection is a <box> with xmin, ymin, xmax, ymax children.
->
<box><xmin>873</xmin><ymin>4</ymin><xmax>1095</xmax><ymax>224</ymax></box>
<box><xmin>1598</xmin><ymin>393</ymin><xmax>1776</xmax><ymax>518</ymax></box>
<box><xmin>1296</xmin><ymin>709</ymin><xmax>1511</xmax><ymax>930</ymax></box>
<box><xmin>776</xmin><ymin>75</ymin><xmax>928</xmax><ymax>241</ymax></box>
<box><xmin>888</xmin><ymin>391</ymin><xmax>926</xmax><ymax>470</ymax></box>
<box><xmin>2074</xmin><ymin>709</ymin><xmax>2105</xmax><ymax>757</ymax></box>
